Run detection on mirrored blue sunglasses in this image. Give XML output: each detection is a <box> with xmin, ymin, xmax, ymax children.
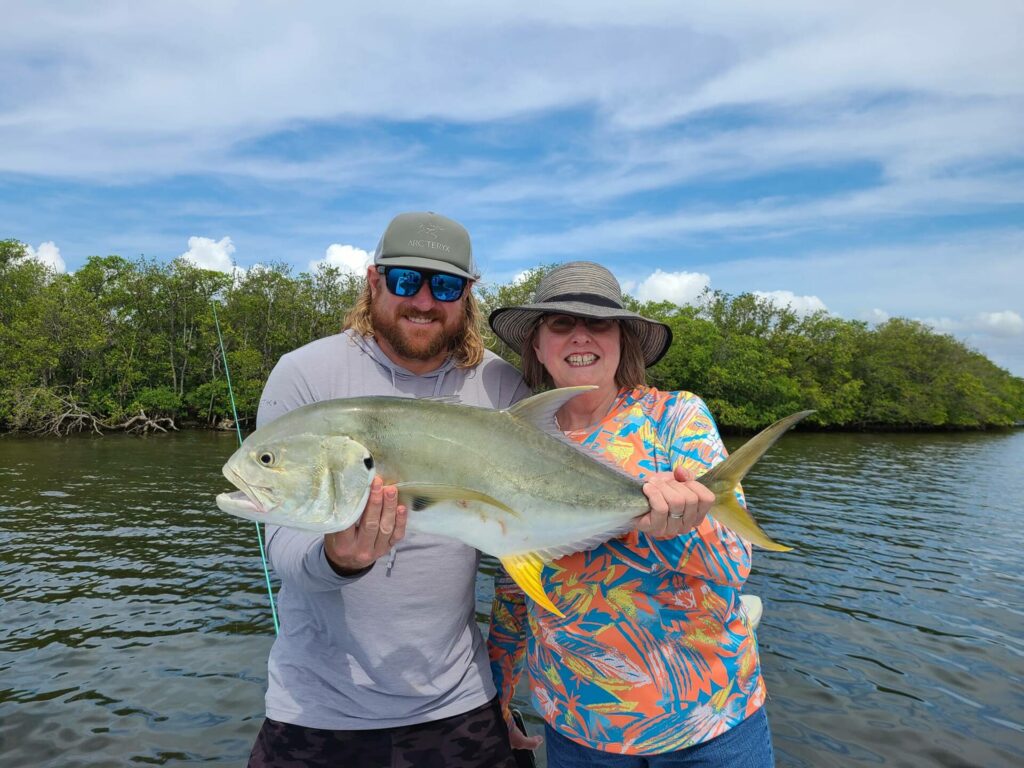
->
<box><xmin>378</xmin><ymin>266</ymin><xmax>467</xmax><ymax>302</ymax></box>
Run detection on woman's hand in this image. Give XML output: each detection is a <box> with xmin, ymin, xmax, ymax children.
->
<box><xmin>507</xmin><ymin>713</ymin><xmax>543</xmax><ymax>751</ymax></box>
<box><xmin>638</xmin><ymin>466</ymin><xmax>715</xmax><ymax>539</ymax></box>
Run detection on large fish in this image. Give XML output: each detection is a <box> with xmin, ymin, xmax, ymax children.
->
<box><xmin>217</xmin><ymin>387</ymin><xmax>810</xmax><ymax>616</ymax></box>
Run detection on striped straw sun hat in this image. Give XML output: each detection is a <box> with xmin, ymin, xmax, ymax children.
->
<box><xmin>488</xmin><ymin>261</ymin><xmax>673</xmax><ymax>367</ymax></box>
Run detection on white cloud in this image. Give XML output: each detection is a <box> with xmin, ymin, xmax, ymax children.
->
<box><xmin>918</xmin><ymin>311</ymin><xmax>1024</xmax><ymax>338</ymax></box>
<box><xmin>753</xmin><ymin>290</ymin><xmax>827</xmax><ymax>316</ymax></box>
<box><xmin>911</xmin><ymin>310</ymin><xmax>1024</xmax><ymax>373</ymax></box>
<box><xmin>512</xmin><ymin>268</ymin><xmax>540</xmax><ymax>285</ymax></box>
<box><xmin>1</xmin><ymin>1</ymin><xmax>1021</xmax><ymax>382</ymax></box>
<box><xmin>474</xmin><ymin>97</ymin><xmax>1024</xmax><ymax>217</ymax></box>
<box><xmin>496</xmin><ymin>172</ymin><xmax>1024</xmax><ymax>262</ymax></box>
<box><xmin>24</xmin><ymin>241</ymin><xmax>66</xmax><ymax>273</ymax></box>
<box><xmin>179</xmin><ymin>236</ymin><xmax>236</xmax><ymax>272</ymax></box>
<box><xmin>863</xmin><ymin>308</ymin><xmax>890</xmax><ymax>325</ymax></box>
<box><xmin>699</xmin><ymin>230</ymin><xmax>1023</xmax><ymax>321</ymax></box>
<box><xmin>631</xmin><ymin>269</ymin><xmax>711</xmax><ymax>304</ymax></box>
<box><xmin>635</xmin><ymin>5</ymin><xmax>1022</xmax><ymax>128</ymax></box>
<box><xmin>310</xmin><ymin>244</ymin><xmax>372</xmax><ymax>275</ymax></box>
<box><xmin>972</xmin><ymin>310</ymin><xmax>1024</xmax><ymax>337</ymax></box>
<box><xmin>1</xmin><ymin>2</ymin><xmax>1020</xmax><ymax>182</ymax></box>
<box><xmin>919</xmin><ymin>316</ymin><xmax>961</xmax><ymax>333</ymax></box>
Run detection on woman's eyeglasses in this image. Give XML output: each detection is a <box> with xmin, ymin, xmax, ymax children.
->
<box><xmin>378</xmin><ymin>266</ymin><xmax>467</xmax><ymax>302</ymax></box>
<box><xmin>541</xmin><ymin>314</ymin><xmax>617</xmax><ymax>334</ymax></box>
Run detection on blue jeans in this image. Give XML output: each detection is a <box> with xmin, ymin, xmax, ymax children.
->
<box><xmin>544</xmin><ymin>706</ymin><xmax>774</xmax><ymax>768</ymax></box>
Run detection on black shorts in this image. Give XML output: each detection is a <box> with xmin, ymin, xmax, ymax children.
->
<box><xmin>247</xmin><ymin>696</ymin><xmax>517</xmax><ymax>768</ymax></box>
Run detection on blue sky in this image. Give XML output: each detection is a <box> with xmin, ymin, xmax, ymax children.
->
<box><xmin>3</xmin><ymin>1</ymin><xmax>1023</xmax><ymax>374</ymax></box>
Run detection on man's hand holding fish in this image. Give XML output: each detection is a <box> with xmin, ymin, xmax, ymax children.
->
<box><xmin>323</xmin><ymin>476</ymin><xmax>407</xmax><ymax>575</ymax></box>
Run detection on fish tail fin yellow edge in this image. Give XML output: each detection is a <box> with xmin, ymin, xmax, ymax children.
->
<box><xmin>500</xmin><ymin>554</ymin><xmax>566</xmax><ymax>618</ymax></box>
<box><xmin>712</xmin><ymin>493</ymin><xmax>793</xmax><ymax>552</ymax></box>
<box><xmin>700</xmin><ymin>409</ymin><xmax>814</xmax><ymax>551</ymax></box>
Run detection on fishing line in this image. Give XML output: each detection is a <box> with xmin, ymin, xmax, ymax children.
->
<box><xmin>212</xmin><ymin>301</ymin><xmax>280</xmax><ymax>635</ymax></box>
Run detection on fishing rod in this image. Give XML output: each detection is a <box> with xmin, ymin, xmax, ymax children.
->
<box><xmin>212</xmin><ymin>301</ymin><xmax>280</xmax><ymax>635</ymax></box>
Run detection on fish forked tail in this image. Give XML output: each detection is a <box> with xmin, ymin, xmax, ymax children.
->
<box><xmin>696</xmin><ymin>409</ymin><xmax>814</xmax><ymax>552</ymax></box>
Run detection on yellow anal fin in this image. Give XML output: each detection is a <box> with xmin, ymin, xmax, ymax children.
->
<box><xmin>394</xmin><ymin>483</ymin><xmax>517</xmax><ymax>516</ymax></box>
<box><xmin>500</xmin><ymin>553</ymin><xmax>565</xmax><ymax>618</ymax></box>
<box><xmin>712</xmin><ymin>492</ymin><xmax>792</xmax><ymax>552</ymax></box>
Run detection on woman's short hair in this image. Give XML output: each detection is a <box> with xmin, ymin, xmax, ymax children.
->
<box><xmin>520</xmin><ymin>318</ymin><xmax>648</xmax><ymax>390</ymax></box>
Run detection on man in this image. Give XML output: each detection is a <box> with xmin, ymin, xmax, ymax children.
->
<box><xmin>247</xmin><ymin>212</ymin><xmax>531</xmax><ymax>767</ymax></box>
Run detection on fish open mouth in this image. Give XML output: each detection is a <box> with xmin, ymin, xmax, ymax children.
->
<box><xmin>215</xmin><ymin>464</ymin><xmax>276</xmax><ymax>516</ymax></box>
<box><xmin>216</xmin><ymin>489</ymin><xmax>268</xmax><ymax>517</ymax></box>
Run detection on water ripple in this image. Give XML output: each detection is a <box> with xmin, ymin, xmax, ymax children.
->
<box><xmin>2</xmin><ymin>429</ymin><xmax>1023</xmax><ymax>766</ymax></box>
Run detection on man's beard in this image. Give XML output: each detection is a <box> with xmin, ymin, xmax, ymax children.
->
<box><xmin>371</xmin><ymin>302</ymin><xmax>466</xmax><ymax>362</ymax></box>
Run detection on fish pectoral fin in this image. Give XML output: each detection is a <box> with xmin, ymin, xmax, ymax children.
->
<box><xmin>500</xmin><ymin>553</ymin><xmax>565</xmax><ymax>618</ymax></box>
<box><xmin>393</xmin><ymin>483</ymin><xmax>517</xmax><ymax>516</ymax></box>
<box><xmin>712</xmin><ymin>493</ymin><xmax>792</xmax><ymax>552</ymax></box>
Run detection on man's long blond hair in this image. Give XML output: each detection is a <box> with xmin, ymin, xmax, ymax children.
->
<box><xmin>343</xmin><ymin>277</ymin><xmax>485</xmax><ymax>368</ymax></box>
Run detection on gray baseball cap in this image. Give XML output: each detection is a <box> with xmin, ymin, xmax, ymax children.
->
<box><xmin>373</xmin><ymin>212</ymin><xmax>478</xmax><ymax>280</ymax></box>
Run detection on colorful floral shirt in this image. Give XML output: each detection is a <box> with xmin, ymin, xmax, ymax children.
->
<box><xmin>487</xmin><ymin>387</ymin><xmax>766</xmax><ymax>755</ymax></box>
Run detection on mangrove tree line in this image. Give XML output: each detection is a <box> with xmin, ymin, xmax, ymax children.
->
<box><xmin>1</xmin><ymin>240</ymin><xmax>1021</xmax><ymax>434</ymax></box>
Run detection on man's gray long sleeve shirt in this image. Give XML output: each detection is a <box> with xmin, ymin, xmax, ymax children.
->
<box><xmin>255</xmin><ymin>330</ymin><xmax>529</xmax><ymax>730</ymax></box>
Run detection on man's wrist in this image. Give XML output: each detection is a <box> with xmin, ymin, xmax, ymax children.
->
<box><xmin>325</xmin><ymin>554</ymin><xmax>375</xmax><ymax>578</ymax></box>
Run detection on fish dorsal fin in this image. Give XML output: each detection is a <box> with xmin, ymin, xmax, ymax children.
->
<box><xmin>506</xmin><ymin>386</ymin><xmax>598</xmax><ymax>438</ymax></box>
<box><xmin>500</xmin><ymin>553</ymin><xmax>565</xmax><ymax>618</ymax></box>
<box><xmin>394</xmin><ymin>482</ymin><xmax>517</xmax><ymax>515</ymax></box>
<box><xmin>509</xmin><ymin>386</ymin><xmax>645</xmax><ymax>488</ymax></box>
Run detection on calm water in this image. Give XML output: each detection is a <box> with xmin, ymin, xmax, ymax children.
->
<box><xmin>1</xmin><ymin>429</ymin><xmax>1023</xmax><ymax>766</ymax></box>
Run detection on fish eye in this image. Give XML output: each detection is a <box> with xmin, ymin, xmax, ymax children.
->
<box><xmin>258</xmin><ymin>452</ymin><xmax>275</xmax><ymax>466</ymax></box>
<box><xmin>363</xmin><ymin>455</ymin><xmax>374</xmax><ymax>470</ymax></box>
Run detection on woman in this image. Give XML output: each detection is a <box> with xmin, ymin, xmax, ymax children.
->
<box><xmin>487</xmin><ymin>262</ymin><xmax>774</xmax><ymax>767</ymax></box>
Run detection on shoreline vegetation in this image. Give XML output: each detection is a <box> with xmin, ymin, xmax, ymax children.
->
<box><xmin>2</xmin><ymin>240</ymin><xmax>1022</xmax><ymax>437</ymax></box>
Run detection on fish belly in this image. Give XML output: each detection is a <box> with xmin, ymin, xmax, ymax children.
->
<box><xmin>406</xmin><ymin>498</ymin><xmax>636</xmax><ymax>560</ymax></box>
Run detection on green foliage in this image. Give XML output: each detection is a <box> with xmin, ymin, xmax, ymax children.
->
<box><xmin>0</xmin><ymin>249</ymin><xmax>366</xmax><ymax>432</ymax></box>
<box><xmin>645</xmin><ymin>303</ymin><xmax>717</xmax><ymax>396</ymax></box>
<box><xmin>133</xmin><ymin>386</ymin><xmax>182</xmax><ymax>416</ymax></box>
<box><xmin>0</xmin><ymin>242</ymin><xmax>61</xmax><ymax>416</ymax></box>
<box><xmin>477</xmin><ymin>265</ymin><xmax>556</xmax><ymax>368</ymax></box>
<box><xmin>851</xmin><ymin>319</ymin><xmax>1024</xmax><ymax>428</ymax></box>
<box><xmin>0</xmin><ymin>246</ymin><xmax>1021</xmax><ymax>432</ymax></box>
